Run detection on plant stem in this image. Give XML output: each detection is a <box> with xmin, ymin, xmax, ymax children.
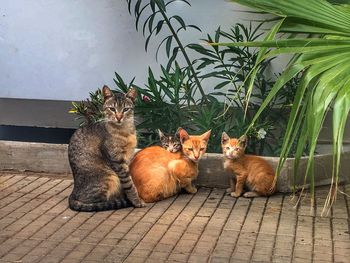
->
<box><xmin>213</xmin><ymin>46</ymin><xmax>245</xmax><ymax>110</ymax></box>
<box><xmin>155</xmin><ymin>1</ymin><xmax>207</xmax><ymax>102</ymax></box>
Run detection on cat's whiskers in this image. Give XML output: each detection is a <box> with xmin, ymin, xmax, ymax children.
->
<box><xmin>133</xmin><ymin>119</ymin><xmax>142</xmax><ymax>125</ymax></box>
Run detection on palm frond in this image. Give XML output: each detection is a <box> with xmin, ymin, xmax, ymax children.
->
<box><xmin>215</xmin><ymin>0</ymin><xmax>350</xmax><ymax>212</ymax></box>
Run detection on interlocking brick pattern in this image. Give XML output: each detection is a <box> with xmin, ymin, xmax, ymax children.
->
<box><xmin>0</xmin><ymin>172</ymin><xmax>349</xmax><ymax>263</ymax></box>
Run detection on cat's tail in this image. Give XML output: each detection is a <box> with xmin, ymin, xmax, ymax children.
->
<box><xmin>68</xmin><ymin>195</ymin><xmax>132</xmax><ymax>212</ymax></box>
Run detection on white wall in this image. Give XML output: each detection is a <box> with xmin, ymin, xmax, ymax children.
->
<box><xmin>0</xmin><ymin>0</ymin><xmax>284</xmax><ymax>101</ymax></box>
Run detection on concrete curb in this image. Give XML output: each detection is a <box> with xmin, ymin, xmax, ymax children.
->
<box><xmin>0</xmin><ymin>140</ymin><xmax>71</xmax><ymax>174</ymax></box>
<box><xmin>1</xmin><ymin>140</ymin><xmax>349</xmax><ymax>192</ymax></box>
<box><xmin>197</xmin><ymin>151</ymin><xmax>350</xmax><ymax>192</ymax></box>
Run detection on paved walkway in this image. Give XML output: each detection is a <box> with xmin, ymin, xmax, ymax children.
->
<box><xmin>0</xmin><ymin>172</ymin><xmax>349</xmax><ymax>263</ymax></box>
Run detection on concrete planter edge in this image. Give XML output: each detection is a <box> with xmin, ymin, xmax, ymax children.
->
<box><xmin>1</xmin><ymin>140</ymin><xmax>349</xmax><ymax>192</ymax></box>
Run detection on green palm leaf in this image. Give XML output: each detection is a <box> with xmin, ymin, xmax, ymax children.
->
<box><xmin>216</xmin><ymin>0</ymin><xmax>350</xmax><ymax>212</ymax></box>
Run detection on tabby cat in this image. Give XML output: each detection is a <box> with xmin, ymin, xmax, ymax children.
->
<box><xmin>158</xmin><ymin>129</ymin><xmax>182</xmax><ymax>153</ymax></box>
<box><xmin>68</xmin><ymin>85</ymin><xmax>144</xmax><ymax>211</ymax></box>
<box><xmin>221</xmin><ymin>132</ymin><xmax>275</xmax><ymax>198</ymax></box>
<box><xmin>130</xmin><ymin>128</ymin><xmax>211</xmax><ymax>202</ymax></box>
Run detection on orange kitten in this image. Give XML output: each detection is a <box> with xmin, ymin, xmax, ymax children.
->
<box><xmin>221</xmin><ymin>132</ymin><xmax>275</xmax><ymax>198</ymax></box>
<box><xmin>130</xmin><ymin>128</ymin><xmax>211</xmax><ymax>202</ymax></box>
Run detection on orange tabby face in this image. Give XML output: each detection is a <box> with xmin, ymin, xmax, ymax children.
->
<box><xmin>179</xmin><ymin>128</ymin><xmax>211</xmax><ymax>162</ymax></box>
<box><xmin>221</xmin><ymin>132</ymin><xmax>247</xmax><ymax>159</ymax></box>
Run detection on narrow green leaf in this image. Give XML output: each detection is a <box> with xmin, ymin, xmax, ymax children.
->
<box><xmin>243</xmin><ymin>18</ymin><xmax>285</xmax><ymax>117</ymax></box>
<box><xmin>187</xmin><ymin>25</ymin><xmax>201</xmax><ymax>32</ymax></box>
<box><xmin>166</xmin><ymin>36</ymin><xmax>172</xmax><ymax>57</ymax></box>
<box><xmin>171</xmin><ymin>15</ymin><xmax>186</xmax><ymax>29</ymax></box>
<box><xmin>155</xmin><ymin>20</ymin><xmax>165</xmax><ymax>34</ymax></box>
<box><xmin>214</xmin><ymin>81</ymin><xmax>231</xmax><ymax>90</ymax></box>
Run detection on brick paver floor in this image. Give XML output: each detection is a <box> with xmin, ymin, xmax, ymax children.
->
<box><xmin>0</xmin><ymin>171</ymin><xmax>349</xmax><ymax>263</ymax></box>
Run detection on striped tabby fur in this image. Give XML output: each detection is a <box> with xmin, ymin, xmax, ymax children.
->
<box><xmin>158</xmin><ymin>128</ymin><xmax>182</xmax><ymax>153</ymax></box>
<box><xmin>68</xmin><ymin>86</ymin><xmax>144</xmax><ymax>212</ymax></box>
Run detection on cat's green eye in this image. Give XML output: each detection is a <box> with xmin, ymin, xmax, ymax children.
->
<box><xmin>200</xmin><ymin>147</ymin><xmax>205</xmax><ymax>151</ymax></box>
<box><xmin>188</xmin><ymin>148</ymin><xmax>193</xmax><ymax>151</ymax></box>
<box><xmin>123</xmin><ymin>108</ymin><xmax>130</xmax><ymax>113</ymax></box>
<box><xmin>109</xmin><ymin>107</ymin><xmax>116</xmax><ymax>112</ymax></box>
<box><xmin>226</xmin><ymin>147</ymin><xmax>230</xmax><ymax>150</ymax></box>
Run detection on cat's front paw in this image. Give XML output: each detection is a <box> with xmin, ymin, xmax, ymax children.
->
<box><xmin>133</xmin><ymin>199</ymin><xmax>146</xmax><ymax>208</ymax></box>
<box><xmin>243</xmin><ymin>191</ymin><xmax>259</xmax><ymax>198</ymax></box>
<box><xmin>190</xmin><ymin>187</ymin><xmax>198</xmax><ymax>194</ymax></box>
<box><xmin>185</xmin><ymin>186</ymin><xmax>198</xmax><ymax>194</ymax></box>
<box><xmin>226</xmin><ymin>188</ymin><xmax>233</xmax><ymax>194</ymax></box>
<box><xmin>230</xmin><ymin>192</ymin><xmax>241</xmax><ymax>198</ymax></box>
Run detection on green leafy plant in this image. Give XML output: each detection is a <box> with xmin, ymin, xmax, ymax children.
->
<box><xmin>70</xmin><ymin>0</ymin><xmax>304</xmax><ymax>157</ymax></box>
<box><xmin>214</xmin><ymin>0</ymin><xmax>350</xmax><ymax>213</ymax></box>
<box><xmin>189</xmin><ymin>24</ymin><xmax>301</xmax><ymax>155</ymax></box>
<box><xmin>69</xmin><ymin>90</ymin><xmax>105</xmax><ymax>126</ymax></box>
<box><xmin>122</xmin><ymin>0</ymin><xmax>303</xmax><ymax>154</ymax></box>
<box><xmin>70</xmin><ymin>22</ymin><xmax>300</xmax><ymax>155</ymax></box>
<box><xmin>126</xmin><ymin>0</ymin><xmax>206</xmax><ymax>101</ymax></box>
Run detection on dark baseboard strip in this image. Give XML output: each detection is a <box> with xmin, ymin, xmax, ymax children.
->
<box><xmin>0</xmin><ymin>125</ymin><xmax>75</xmax><ymax>144</ymax></box>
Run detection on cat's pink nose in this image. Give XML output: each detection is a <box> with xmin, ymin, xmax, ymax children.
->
<box><xmin>116</xmin><ymin>113</ymin><xmax>123</xmax><ymax>121</ymax></box>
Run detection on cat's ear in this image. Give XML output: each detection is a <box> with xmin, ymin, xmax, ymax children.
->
<box><xmin>221</xmin><ymin>132</ymin><xmax>230</xmax><ymax>145</ymax></box>
<box><xmin>158</xmin><ymin>129</ymin><xmax>165</xmax><ymax>140</ymax></box>
<box><xmin>238</xmin><ymin>135</ymin><xmax>248</xmax><ymax>148</ymax></box>
<box><xmin>200</xmin><ymin>130</ymin><xmax>211</xmax><ymax>143</ymax></box>
<box><xmin>126</xmin><ymin>87</ymin><xmax>137</xmax><ymax>103</ymax></box>
<box><xmin>102</xmin><ymin>85</ymin><xmax>113</xmax><ymax>100</ymax></box>
<box><xmin>178</xmin><ymin>128</ymin><xmax>190</xmax><ymax>144</ymax></box>
<box><xmin>175</xmin><ymin>127</ymin><xmax>182</xmax><ymax>139</ymax></box>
